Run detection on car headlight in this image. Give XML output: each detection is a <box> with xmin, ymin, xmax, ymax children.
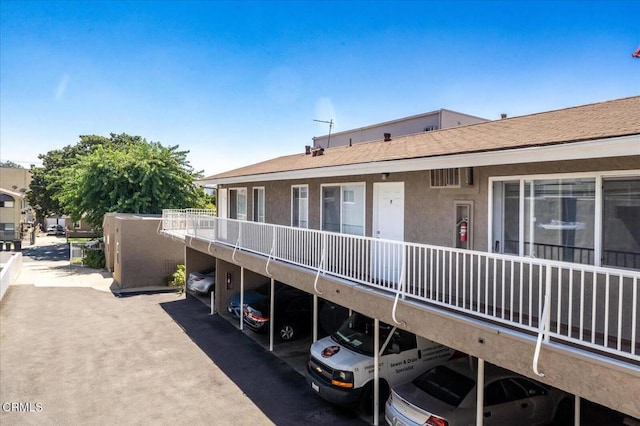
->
<box><xmin>331</xmin><ymin>370</ymin><xmax>354</xmax><ymax>388</ymax></box>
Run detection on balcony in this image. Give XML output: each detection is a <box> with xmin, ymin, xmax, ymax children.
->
<box><xmin>163</xmin><ymin>209</ymin><xmax>639</xmax><ymax>366</ymax></box>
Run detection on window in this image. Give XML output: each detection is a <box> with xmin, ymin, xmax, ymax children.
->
<box><xmin>523</xmin><ymin>178</ymin><xmax>595</xmax><ymax>263</ymax></box>
<box><xmin>492</xmin><ymin>172</ymin><xmax>640</xmax><ymax>269</ymax></box>
<box><xmin>229</xmin><ymin>188</ymin><xmax>247</xmax><ymax>220</ymax></box>
<box><xmin>485</xmin><ymin>379</ymin><xmax>531</xmax><ymax>406</ymax></box>
<box><xmin>0</xmin><ymin>223</ymin><xmax>15</xmax><ymax>239</ymax></box>
<box><xmin>0</xmin><ymin>194</ymin><xmax>15</xmax><ymax>208</ymax></box>
<box><xmin>343</xmin><ymin>189</ymin><xmax>355</xmax><ymax>204</ymax></box>
<box><xmin>388</xmin><ymin>329</ymin><xmax>417</xmax><ymax>353</ymax></box>
<box><xmin>292</xmin><ymin>185</ymin><xmax>308</xmax><ymax>228</ymax></box>
<box><xmin>322</xmin><ymin>183</ymin><xmax>365</xmax><ymax>235</ymax></box>
<box><xmin>603</xmin><ymin>177</ymin><xmax>640</xmax><ymax>269</ymax></box>
<box><xmin>253</xmin><ymin>187</ymin><xmax>265</xmax><ymax>223</ymax></box>
<box><xmin>430</xmin><ymin>168</ymin><xmax>460</xmax><ymax>188</ymax></box>
<box><xmin>413</xmin><ymin>365</ymin><xmax>475</xmax><ymax>407</ymax></box>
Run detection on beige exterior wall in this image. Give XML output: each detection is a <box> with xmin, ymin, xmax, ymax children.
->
<box><xmin>104</xmin><ymin>214</ymin><xmax>184</xmax><ymax>288</ymax></box>
<box><xmin>220</xmin><ymin>156</ymin><xmax>640</xmax><ymax>253</ymax></box>
<box><xmin>0</xmin><ymin>168</ymin><xmax>32</xmax><ymax>240</ymax></box>
<box><xmin>0</xmin><ymin>190</ymin><xmax>24</xmax><ymax>241</ymax></box>
<box><xmin>0</xmin><ymin>167</ymin><xmax>31</xmax><ymax>192</ymax></box>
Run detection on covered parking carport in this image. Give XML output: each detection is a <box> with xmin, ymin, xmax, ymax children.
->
<box><xmin>184</xmin><ymin>244</ymin><xmax>624</xmax><ymax>426</ymax></box>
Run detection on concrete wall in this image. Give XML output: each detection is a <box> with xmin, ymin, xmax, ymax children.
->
<box><xmin>103</xmin><ymin>214</ymin><xmax>116</xmax><ymax>272</ymax></box>
<box><xmin>105</xmin><ymin>214</ymin><xmax>184</xmax><ymax>289</ymax></box>
<box><xmin>0</xmin><ymin>252</ymin><xmax>22</xmax><ymax>301</ymax></box>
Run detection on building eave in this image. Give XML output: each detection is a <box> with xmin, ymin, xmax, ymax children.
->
<box><xmin>198</xmin><ymin>134</ymin><xmax>639</xmax><ymax>186</ymax></box>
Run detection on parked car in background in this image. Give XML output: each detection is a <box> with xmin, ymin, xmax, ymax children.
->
<box><xmin>186</xmin><ymin>267</ymin><xmax>216</xmax><ymax>295</ymax></box>
<box><xmin>227</xmin><ymin>281</ymin><xmax>286</xmax><ymax>319</ymax></box>
<box><xmin>46</xmin><ymin>224</ymin><xmax>65</xmax><ymax>235</ymax></box>
<box><xmin>385</xmin><ymin>357</ymin><xmax>572</xmax><ymax>426</ymax></box>
<box><xmin>243</xmin><ymin>286</ymin><xmax>313</xmax><ymax>341</ymax></box>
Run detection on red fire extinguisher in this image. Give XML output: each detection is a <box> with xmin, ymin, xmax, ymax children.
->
<box><xmin>458</xmin><ymin>218</ymin><xmax>468</xmax><ymax>243</ymax></box>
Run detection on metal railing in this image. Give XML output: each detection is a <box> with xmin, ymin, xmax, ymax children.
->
<box><xmin>505</xmin><ymin>239</ymin><xmax>640</xmax><ymax>269</ymax></box>
<box><xmin>162</xmin><ymin>209</ymin><xmax>640</xmax><ymax>364</ymax></box>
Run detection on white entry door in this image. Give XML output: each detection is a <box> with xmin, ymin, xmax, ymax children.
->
<box><xmin>372</xmin><ymin>182</ymin><xmax>404</xmax><ymax>283</ymax></box>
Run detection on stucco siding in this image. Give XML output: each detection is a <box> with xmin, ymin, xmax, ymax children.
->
<box><xmin>105</xmin><ymin>214</ymin><xmax>183</xmax><ymax>289</ymax></box>
<box><xmin>219</xmin><ymin>156</ymin><xmax>639</xmax><ymax>256</ymax></box>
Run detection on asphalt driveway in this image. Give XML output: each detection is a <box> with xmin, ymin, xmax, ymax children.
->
<box><xmin>0</xmin><ymin>237</ymin><xmax>363</xmax><ymax>426</ymax></box>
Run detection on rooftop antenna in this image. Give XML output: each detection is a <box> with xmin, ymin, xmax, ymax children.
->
<box><xmin>314</xmin><ymin>118</ymin><xmax>334</xmax><ymax>148</ymax></box>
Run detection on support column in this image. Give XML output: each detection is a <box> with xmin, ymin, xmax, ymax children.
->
<box><xmin>239</xmin><ymin>267</ymin><xmax>244</xmax><ymax>330</ymax></box>
<box><xmin>476</xmin><ymin>357</ymin><xmax>485</xmax><ymax>426</ymax></box>
<box><xmin>313</xmin><ymin>294</ymin><xmax>318</xmax><ymax>342</ymax></box>
<box><xmin>269</xmin><ymin>277</ymin><xmax>275</xmax><ymax>352</ymax></box>
<box><xmin>374</xmin><ymin>318</ymin><xmax>380</xmax><ymax>426</ymax></box>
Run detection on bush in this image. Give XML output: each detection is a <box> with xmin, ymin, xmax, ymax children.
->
<box><xmin>171</xmin><ymin>264</ymin><xmax>185</xmax><ymax>294</ymax></box>
<box><xmin>83</xmin><ymin>249</ymin><xmax>105</xmax><ymax>269</ymax></box>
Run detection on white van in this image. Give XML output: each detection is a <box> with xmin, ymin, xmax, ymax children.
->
<box><xmin>305</xmin><ymin>312</ymin><xmax>458</xmax><ymax>413</ymax></box>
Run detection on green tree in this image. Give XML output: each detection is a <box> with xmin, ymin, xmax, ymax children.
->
<box><xmin>55</xmin><ymin>139</ymin><xmax>208</xmax><ymax>229</ymax></box>
<box><xmin>0</xmin><ymin>160</ymin><xmax>25</xmax><ymax>168</ymax></box>
<box><xmin>28</xmin><ymin>134</ymin><xmax>139</xmax><ymax>222</ymax></box>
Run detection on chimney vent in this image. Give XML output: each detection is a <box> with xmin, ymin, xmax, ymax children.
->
<box><xmin>500</xmin><ymin>113</ymin><xmax>507</xmax><ymax>119</ymax></box>
<box><xmin>384</xmin><ymin>133</ymin><xmax>391</xmax><ymax>141</ymax></box>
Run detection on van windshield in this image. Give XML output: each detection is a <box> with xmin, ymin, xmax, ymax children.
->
<box><xmin>331</xmin><ymin>313</ymin><xmax>392</xmax><ymax>356</ymax></box>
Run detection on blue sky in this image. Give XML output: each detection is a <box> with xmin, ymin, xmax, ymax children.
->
<box><xmin>1</xmin><ymin>0</ymin><xmax>638</xmax><ymax>177</ymax></box>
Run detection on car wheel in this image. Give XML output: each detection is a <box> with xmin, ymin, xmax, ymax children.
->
<box><xmin>278</xmin><ymin>324</ymin><xmax>296</xmax><ymax>341</ymax></box>
<box><xmin>358</xmin><ymin>380</ymin><xmax>389</xmax><ymax>416</ymax></box>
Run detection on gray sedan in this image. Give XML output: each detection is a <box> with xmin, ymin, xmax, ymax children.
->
<box><xmin>186</xmin><ymin>268</ymin><xmax>216</xmax><ymax>295</ymax></box>
<box><xmin>385</xmin><ymin>357</ymin><xmax>572</xmax><ymax>426</ymax></box>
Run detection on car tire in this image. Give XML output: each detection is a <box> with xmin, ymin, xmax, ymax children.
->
<box><xmin>358</xmin><ymin>380</ymin><xmax>389</xmax><ymax>416</ymax></box>
<box><xmin>278</xmin><ymin>324</ymin><xmax>296</xmax><ymax>341</ymax></box>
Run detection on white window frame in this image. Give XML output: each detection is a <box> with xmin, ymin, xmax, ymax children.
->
<box><xmin>229</xmin><ymin>187</ymin><xmax>248</xmax><ymax>221</ymax></box>
<box><xmin>488</xmin><ymin>169</ymin><xmax>640</xmax><ymax>267</ymax></box>
<box><xmin>253</xmin><ymin>187</ymin><xmax>265</xmax><ymax>223</ymax></box>
<box><xmin>320</xmin><ymin>182</ymin><xmax>366</xmax><ymax>236</ymax></box>
<box><xmin>291</xmin><ymin>185</ymin><xmax>308</xmax><ymax>228</ymax></box>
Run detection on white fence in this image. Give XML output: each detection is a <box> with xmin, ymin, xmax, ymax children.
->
<box><xmin>0</xmin><ymin>253</ymin><xmax>22</xmax><ymax>301</ymax></box>
<box><xmin>162</xmin><ymin>209</ymin><xmax>640</xmax><ymax>364</ymax></box>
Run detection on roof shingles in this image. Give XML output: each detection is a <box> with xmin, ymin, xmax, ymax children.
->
<box><xmin>206</xmin><ymin>96</ymin><xmax>640</xmax><ymax>181</ymax></box>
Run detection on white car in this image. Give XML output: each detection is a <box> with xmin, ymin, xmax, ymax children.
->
<box><xmin>385</xmin><ymin>357</ymin><xmax>572</xmax><ymax>426</ymax></box>
<box><xmin>46</xmin><ymin>224</ymin><xmax>65</xmax><ymax>235</ymax></box>
<box><xmin>186</xmin><ymin>268</ymin><xmax>216</xmax><ymax>295</ymax></box>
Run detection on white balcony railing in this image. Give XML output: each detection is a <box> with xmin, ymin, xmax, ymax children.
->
<box><xmin>162</xmin><ymin>209</ymin><xmax>640</xmax><ymax>365</ymax></box>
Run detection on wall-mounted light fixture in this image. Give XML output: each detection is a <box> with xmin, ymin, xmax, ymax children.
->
<box><xmin>382</xmin><ymin>173</ymin><xmax>390</xmax><ymax>181</ymax></box>
<box><xmin>465</xmin><ymin>167</ymin><xmax>474</xmax><ymax>186</ymax></box>
<box><xmin>226</xmin><ymin>272</ymin><xmax>233</xmax><ymax>289</ymax></box>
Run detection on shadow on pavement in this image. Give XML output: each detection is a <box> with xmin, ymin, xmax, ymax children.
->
<box><xmin>160</xmin><ymin>295</ymin><xmax>365</xmax><ymax>426</ymax></box>
<box><xmin>21</xmin><ymin>239</ymin><xmax>69</xmax><ymax>262</ymax></box>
